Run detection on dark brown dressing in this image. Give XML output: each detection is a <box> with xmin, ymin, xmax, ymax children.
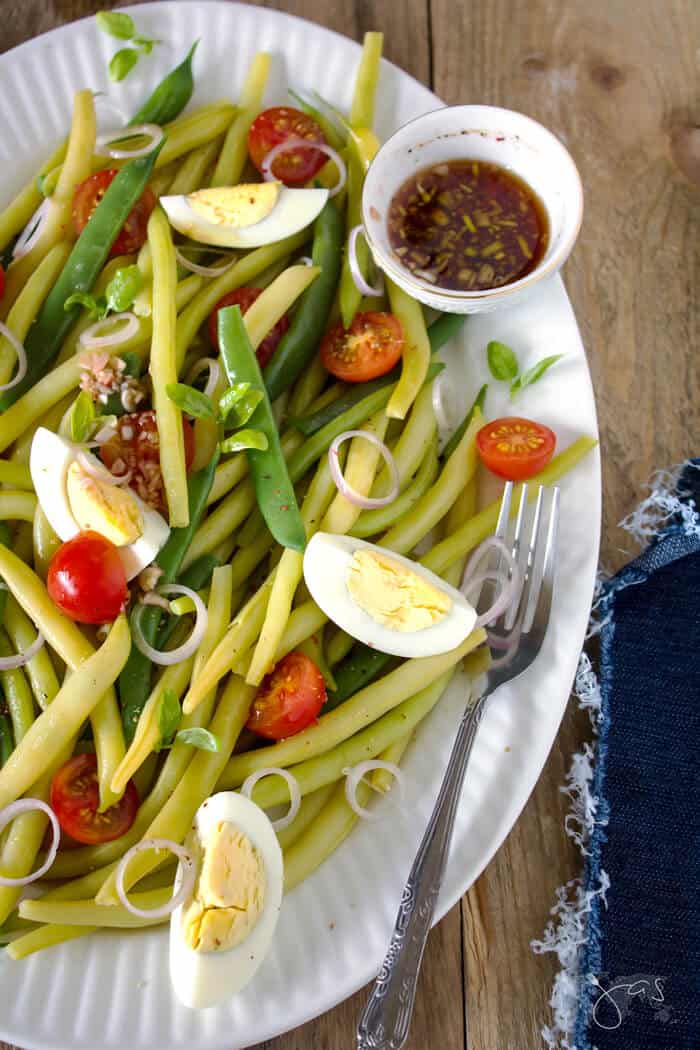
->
<box><xmin>387</xmin><ymin>159</ymin><xmax>549</xmax><ymax>292</ymax></box>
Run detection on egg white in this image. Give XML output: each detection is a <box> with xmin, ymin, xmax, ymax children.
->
<box><xmin>303</xmin><ymin>533</ymin><xmax>478</xmax><ymax>659</ymax></box>
<box><xmin>160</xmin><ymin>187</ymin><xmax>328</xmax><ymax>249</ymax></box>
<box><xmin>29</xmin><ymin>428</ymin><xmax>169</xmax><ymax>581</ymax></box>
<box><xmin>169</xmin><ymin>791</ymin><xmax>284</xmax><ymax>1010</ymax></box>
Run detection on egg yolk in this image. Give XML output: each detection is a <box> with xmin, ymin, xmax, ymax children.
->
<box><xmin>66</xmin><ymin>461</ymin><xmax>143</xmax><ymax>547</ymax></box>
<box><xmin>182</xmin><ymin>820</ymin><xmax>266</xmax><ymax>954</ymax></box>
<box><xmin>187</xmin><ymin>183</ymin><xmax>281</xmax><ymax>229</ymax></box>
<box><xmin>347</xmin><ymin>549</ymin><xmax>452</xmax><ymax>632</ymax></box>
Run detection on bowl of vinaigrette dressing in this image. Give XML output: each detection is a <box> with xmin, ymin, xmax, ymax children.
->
<box><xmin>361</xmin><ymin>105</ymin><xmax>583</xmax><ymax>314</ymax></box>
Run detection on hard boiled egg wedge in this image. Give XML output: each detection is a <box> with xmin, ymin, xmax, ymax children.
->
<box><xmin>29</xmin><ymin>427</ymin><xmax>168</xmax><ymax>580</ymax></box>
<box><xmin>303</xmin><ymin>533</ymin><xmax>478</xmax><ymax>659</ymax></box>
<box><xmin>160</xmin><ymin>182</ymin><xmax>328</xmax><ymax>249</ymax></box>
<box><xmin>169</xmin><ymin>791</ymin><xmax>284</xmax><ymax>1009</ymax></box>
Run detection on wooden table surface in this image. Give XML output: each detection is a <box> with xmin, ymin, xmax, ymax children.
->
<box><xmin>1</xmin><ymin>1</ymin><xmax>698</xmax><ymax>1048</ymax></box>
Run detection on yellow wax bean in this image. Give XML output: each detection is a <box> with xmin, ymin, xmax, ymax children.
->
<box><xmin>20</xmin><ymin>888</ymin><xmax>171</xmax><ymax>928</ymax></box>
<box><xmin>0</xmin><ymin>357</ymin><xmax>82</xmax><ymax>454</ymax></box>
<box><xmin>283</xmin><ymin>776</ymin><xmax>369</xmax><ymax>893</ymax></box>
<box><xmin>0</xmin><ymin>242</ymin><xmax>71</xmax><ymax>386</ymax></box>
<box><xmin>9</xmin><ymin>394</ymin><xmax>73</xmax><ymax>466</ymax></box>
<box><xmin>0</xmin><ymin>461</ymin><xmax>32</xmax><ymax>489</ymax></box>
<box><xmin>169</xmin><ymin>137</ymin><xmax>222</xmax><ymax>196</ymax></box>
<box><xmin>321</xmin><ymin>410</ymin><xmax>389</xmax><ymax>535</ymax></box>
<box><xmin>287</xmin><ymin>353</ymin><xmax>329</xmax><ymax>418</ymax></box>
<box><xmin>0</xmin><ymin>615</ymin><xmax>130</xmax><ymax>810</ymax></box>
<box><xmin>211</xmin><ymin>52</ymin><xmax>271</xmax><ymax>187</ymax></box>
<box><xmin>233</xmin><ymin>600</ymin><xmax>326</xmax><ymax>678</ymax></box>
<box><xmin>182</xmin><ymin>480</ymin><xmax>257</xmax><ymax>570</ymax></box>
<box><xmin>0</xmin><ymin>491</ymin><xmax>37</xmax><ymax>522</ymax></box>
<box><xmin>148</xmin><ymin>206</ymin><xmax>189</xmax><ymax>527</ymax></box>
<box><xmin>372</xmin><ymin>381</ymin><xmax>436</xmax><ymax>498</ymax></box>
<box><xmin>243</xmin><ymin>265</ymin><xmax>320</xmax><ymax>352</ymax></box>
<box><xmin>4</xmin><ymin>594</ymin><xmax>60</xmax><ymax>710</ymax></box>
<box><xmin>32</xmin><ymin>506</ymin><xmax>61</xmax><ymax>580</ymax></box>
<box><xmin>0</xmin><ymin>140</ymin><xmax>67</xmax><ymax>252</ymax></box>
<box><xmin>5</xmin><ymin>923</ymin><xmax>90</xmax><ymax>960</ymax></box>
<box><xmin>350</xmin><ymin>32</ymin><xmax>384</xmax><ymax>130</ymax></box>
<box><xmin>57</xmin><ymin>254</ymin><xmax>136</xmax><ymax>363</ymax></box>
<box><xmin>385</xmin><ymin>278</ymin><xmax>431</xmax><ymax>420</ymax></box>
<box><xmin>207</xmin><ymin>455</ymin><xmax>248</xmax><ymax>506</ymax></box>
<box><xmin>2</xmin><ymin>91</ymin><xmax>96</xmax><ymax>315</ymax></box>
<box><xmin>277</xmin><ymin>783</ymin><xmax>335</xmax><ymax>852</ymax></box>
<box><xmin>442</xmin><ymin>478</ymin><xmax>478</xmax><ymax>588</ymax></box>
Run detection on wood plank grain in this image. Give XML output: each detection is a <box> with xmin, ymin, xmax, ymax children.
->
<box><xmin>431</xmin><ymin>1</ymin><xmax>699</xmax><ymax>1046</ymax></box>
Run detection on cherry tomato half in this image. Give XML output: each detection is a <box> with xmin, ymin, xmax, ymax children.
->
<box><xmin>72</xmin><ymin>169</ymin><xmax>157</xmax><ymax>257</ymax></box>
<box><xmin>320</xmin><ymin>311</ymin><xmax>404</xmax><ymax>383</ymax></box>
<box><xmin>50</xmin><ymin>753</ymin><xmax>139</xmax><ymax>845</ymax></box>
<box><xmin>246</xmin><ymin>651</ymin><xmax>327</xmax><ymax>741</ymax></box>
<box><xmin>476</xmin><ymin>417</ymin><xmax>556</xmax><ymax>481</ymax></box>
<box><xmin>247</xmin><ymin>106</ymin><xmax>327</xmax><ymax>186</ymax></box>
<box><xmin>208</xmin><ymin>287</ymin><xmax>290</xmax><ymax>368</ymax></box>
<box><xmin>100</xmin><ymin>410</ymin><xmax>195</xmax><ymax>513</ymax></box>
<box><xmin>47</xmin><ymin>531</ymin><xmax>128</xmax><ymax>624</ymax></box>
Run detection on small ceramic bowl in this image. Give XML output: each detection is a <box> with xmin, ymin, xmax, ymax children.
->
<box><xmin>361</xmin><ymin>104</ymin><xmax>583</xmax><ymax>314</ymax></box>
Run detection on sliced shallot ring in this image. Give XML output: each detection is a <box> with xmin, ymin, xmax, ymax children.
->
<box><xmin>79</xmin><ymin>312</ymin><xmax>139</xmax><ymax>351</ymax></box>
<box><xmin>75</xmin><ymin>450</ymin><xmax>132</xmax><ymax>487</ymax></box>
<box><xmin>95</xmin><ymin>123</ymin><xmax>164</xmax><ymax>160</ymax></box>
<box><xmin>328</xmin><ymin>430</ymin><xmax>399</xmax><ymax>509</ymax></box>
<box><xmin>186</xmin><ymin>357</ymin><xmax>221</xmax><ymax>400</ymax></box>
<box><xmin>0</xmin><ymin>629</ymin><xmax>45</xmax><ymax>671</ymax></box>
<box><xmin>241</xmin><ymin>768</ymin><xmax>301</xmax><ymax>831</ymax></box>
<box><xmin>343</xmin><ymin>760</ymin><xmax>405</xmax><ymax>821</ymax></box>
<box><xmin>93</xmin><ymin>94</ymin><xmax>129</xmax><ymax>129</ymax></box>
<box><xmin>0</xmin><ymin>323</ymin><xmax>28</xmax><ymax>393</ymax></box>
<box><xmin>348</xmin><ymin>225</ymin><xmax>384</xmax><ymax>297</ymax></box>
<box><xmin>132</xmin><ymin>584</ymin><xmax>208</xmax><ymax>666</ymax></box>
<box><xmin>461</xmin><ymin>536</ymin><xmax>521</xmax><ymax>629</ymax></box>
<box><xmin>174</xmin><ymin>246</ymin><xmax>236</xmax><ymax>278</ymax></box>
<box><xmin>260</xmin><ymin>137</ymin><xmax>347</xmax><ymax>197</ymax></box>
<box><xmin>0</xmin><ymin>799</ymin><xmax>60</xmax><ymax>886</ymax></box>
<box><xmin>12</xmin><ymin>199</ymin><xmax>50</xmax><ymax>260</ymax></box>
<box><xmin>297</xmin><ymin>256</ymin><xmax>314</xmax><ymax>266</ymax></box>
<box><xmin>115</xmin><ymin>838</ymin><xmax>196</xmax><ymax>920</ymax></box>
<box><xmin>431</xmin><ymin>372</ymin><xmax>459</xmax><ymax>437</ymax></box>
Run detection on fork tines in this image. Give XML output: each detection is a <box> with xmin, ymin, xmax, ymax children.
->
<box><xmin>491</xmin><ymin>481</ymin><xmax>560</xmax><ymax>636</ymax></box>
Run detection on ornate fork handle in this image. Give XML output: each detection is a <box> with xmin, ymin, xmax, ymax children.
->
<box><xmin>357</xmin><ymin>691</ymin><xmax>489</xmax><ymax>1050</ymax></box>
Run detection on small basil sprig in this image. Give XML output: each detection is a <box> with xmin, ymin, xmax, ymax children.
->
<box><xmin>69</xmin><ymin>391</ymin><xmax>96</xmax><ymax>443</ymax></box>
<box><xmin>156</xmin><ymin>688</ymin><xmax>181</xmax><ymax>751</ymax></box>
<box><xmin>64</xmin><ymin>265</ymin><xmax>142</xmax><ymax>321</ymax></box>
<box><xmin>166</xmin><ymin>381</ymin><xmax>268</xmax><ymax>453</ymax></box>
<box><xmin>486</xmin><ymin>340</ymin><xmax>564</xmax><ymax>399</ymax></box>
<box><xmin>96</xmin><ymin>11</ymin><xmax>161</xmax><ymax>82</ymax></box>
<box><xmin>175</xmin><ymin>727</ymin><xmax>220</xmax><ymax>752</ymax></box>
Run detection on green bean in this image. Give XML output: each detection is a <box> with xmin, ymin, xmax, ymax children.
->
<box><xmin>119</xmin><ymin>453</ymin><xmax>219</xmax><ymax>741</ymax></box>
<box><xmin>351</xmin><ymin>433</ymin><xmax>439</xmax><ymax>538</ymax></box>
<box><xmin>0</xmin><ymin>143</ymin><xmax>163</xmax><ymax>410</ymax></box>
<box><xmin>292</xmin><ymin>312</ymin><xmax>461</xmax><ymax>435</ymax></box>
<box><xmin>442</xmin><ymin>383</ymin><xmax>488</xmax><ymax>460</ymax></box>
<box><xmin>250</xmin><ymin>671</ymin><xmax>455</xmax><ymax>807</ymax></box>
<box><xmin>129</xmin><ymin>42</ymin><xmax>198</xmax><ymax>126</ymax></box>
<box><xmin>4</xmin><ymin>594</ymin><xmax>60</xmax><ymax>710</ymax></box>
<box><xmin>218</xmin><ymin>630</ymin><xmax>484</xmax><ymax>787</ymax></box>
<box><xmin>0</xmin><ymin>714</ymin><xmax>13</xmax><ymax>767</ymax></box>
<box><xmin>339</xmin><ymin>133</ymin><xmax>379</xmax><ymax>329</ymax></box>
<box><xmin>181</xmin><ymin>480</ymin><xmax>256</xmax><ymax>570</ymax></box>
<box><xmin>326</xmin><ymin>647</ymin><xmax>395</xmax><ymax>709</ymax></box>
<box><xmin>263</xmin><ymin>200</ymin><xmax>343</xmax><ymax>401</ymax></box>
<box><xmin>0</xmin><ymin>522</ymin><xmax>10</xmax><ymax>625</ymax></box>
<box><xmin>422</xmin><ymin>436</ymin><xmax>599</xmax><ymax>576</ymax></box>
<box><xmin>218</xmin><ymin>306</ymin><xmax>306</xmax><ymax>552</ymax></box>
<box><xmin>286</xmin><ymin>360</ymin><xmax>444</xmax><ymax>485</ymax></box>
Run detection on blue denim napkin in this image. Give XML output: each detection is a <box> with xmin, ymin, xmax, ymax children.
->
<box><xmin>535</xmin><ymin>461</ymin><xmax>700</xmax><ymax>1049</ymax></box>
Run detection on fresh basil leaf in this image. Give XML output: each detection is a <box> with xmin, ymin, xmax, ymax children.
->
<box><xmin>219</xmin><ymin>383</ymin><xmax>264</xmax><ymax>428</ymax></box>
<box><xmin>175</xmin><ymin>728</ymin><xmax>220</xmax><ymax>752</ymax></box>
<box><xmin>511</xmin><ymin>354</ymin><xmax>565</xmax><ymax>399</ymax></box>
<box><xmin>64</xmin><ymin>291</ymin><xmax>100</xmax><ymax>315</ymax></box>
<box><xmin>133</xmin><ymin>35</ymin><xmax>160</xmax><ymax>55</ymax></box>
<box><xmin>156</xmin><ymin>688</ymin><xmax>181</xmax><ymax>751</ymax></box>
<box><xmin>69</xmin><ymin>391</ymin><xmax>96</xmax><ymax>444</ymax></box>
<box><xmin>119</xmin><ymin>351</ymin><xmax>142</xmax><ymax>378</ymax></box>
<box><xmin>105</xmin><ymin>265</ymin><xmax>142</xmax><ymax>313</ymax></box>
<box><xmin>166</xmin><ymin>383</ymin><xmax>217</xmax><ymax>420</ymax></box>
<box><xmin>109</xmin><ymin>47</ymin><xmax>140</xmax><ymax>82</ymax></box>
<box><xmin>220</xmin><ymin>429</ymin><xmax>269</xmax><ymax>454</ymax></box>
<box><xmin>486</xmin><ymin>340</ymin><xmax>519</xmax><ymax>381</ymax></box>
<box><xmin>96</xmin><ymin>11</ymin><xmax>136</xmax><ymax>40</ymax></box>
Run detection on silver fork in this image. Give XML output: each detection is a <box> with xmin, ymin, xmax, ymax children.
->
<box><xmin>356</xmin><ymin>482</ymin><xmax>561</xmax><ymax>1050</ymax></box>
